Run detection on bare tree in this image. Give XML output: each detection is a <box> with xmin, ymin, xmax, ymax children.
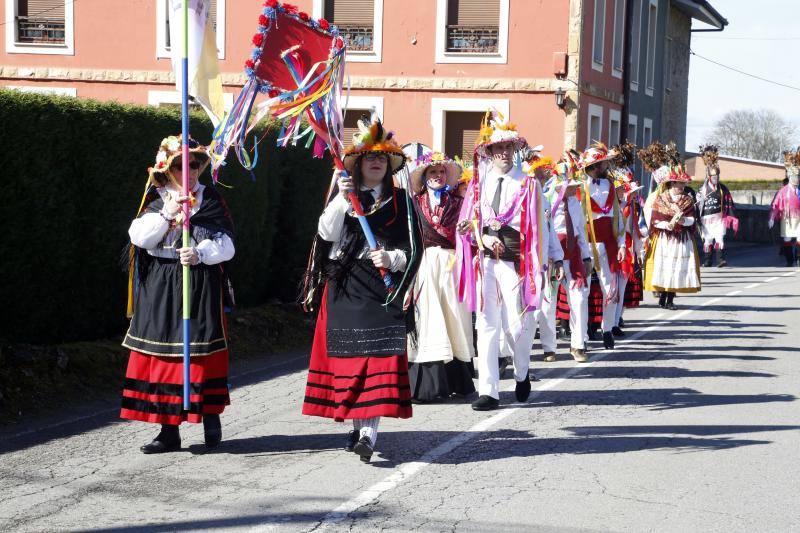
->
<box><xmin>705</xmin><ymin>109</ymin><xmax>797</xmax><ymax>162</ymax></box>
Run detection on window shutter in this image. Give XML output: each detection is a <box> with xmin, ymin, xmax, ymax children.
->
<box><xmin>23</xmin><ymin>0</ymin><xmax>65</xmax><ymax>18</ymax></box>
<box><xmin>209</xmin><ymin>0</ymin><xmax>217</xmax><ymax>29</ymax></box>
<box><xmin>324</xmin><ymin>0</ymin><xmax>374</xmax><ymax>25</ymax></box>
<box><xmin>448</xmin><ymin>0</ymin><xmax>499</xmax><ymax>27</ymax></box>
<box><xmin>444</xmin><ymin>111</ymin><xmax>484</xmax><ymax>162</ymax></box>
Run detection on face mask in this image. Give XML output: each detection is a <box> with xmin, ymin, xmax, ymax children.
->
<box><xmin>790</xmin><ymin>175</ymin><xmax>799</xmax><ymax>187</ymax></box>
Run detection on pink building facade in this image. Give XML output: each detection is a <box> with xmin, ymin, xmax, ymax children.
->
<box><xmin>0</xmin><ymin>1</ymin><xmax>723</xmax><ymax>161</ymax></box>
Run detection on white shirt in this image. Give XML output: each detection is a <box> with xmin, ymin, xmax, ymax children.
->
<box><xmin>551</xmin><ymin>195</ymin><xmax>592</xmax><ymax>261</ymax></box>
<box><xmin>588</xmin><ymin>178</ymin><xmax>625</xmax><ymax>247</ymax></box>
<box><xmin>317</xmin><ymin>184</ymin><xmax>408</xmax><ymax>272</ymax></box>
<box><xmin>480</xmin><ymin>166</ymin><xmax>563</xmax><ymax>264</ymax></box>
<box><xmin>128</xmin><ymin>183</ymin><xmax>235</xmax><ymax>264</ymax></box>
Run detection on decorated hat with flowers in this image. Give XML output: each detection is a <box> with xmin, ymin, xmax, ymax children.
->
<box><xmin>783</xmin><ymin>148</ymin><xmax>800</xmax><ymax>178</ymax></box>
<box><xmin>475</xmin><ymin>108</ymin><xmax>528</xmax><ymax>158</ymax></box>
<box><xmin>699</xmin><ymin>144</ymin><xmax>720</xmax><ymax>173</ymax></box>
<box><xmin>148</xmin><ymin>135</ymin><xmax>211</xmax><ymax>185</ymax></box>
<box><xmin>409</xmin><ymin>151</ymin><xmax>462</xmax><ymax>194</ymax></box>
<box><xmin>580</xmin><ymin>142</ymin><xmax>613</xmax><ymax>170</ymax></box>
<box><xmin>342</xmin><ymin>117</ymin><xmax>407</xmax><ymax>175</ymax></box>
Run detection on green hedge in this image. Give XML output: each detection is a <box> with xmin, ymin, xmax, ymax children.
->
<box><xmin>0</xmin><ymin>90</ymin><xmax>332</xmax><ymax>343</ymax></box>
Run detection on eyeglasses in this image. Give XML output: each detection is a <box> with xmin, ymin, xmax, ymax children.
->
<box><xmin>171</xmin><ymin>160</ymin><xmax>202</xmax><ymax>171</ymax></box>
<box><xmin>363</xmin><ymin>153</ymin><xmax>388</xmax><ymax>162</ymax></box>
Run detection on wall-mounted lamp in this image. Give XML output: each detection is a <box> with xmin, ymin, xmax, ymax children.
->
<box><xmin>554</xmin><ymin>87</ymin><xmax>567</xmax><ymax>109</ymax></box>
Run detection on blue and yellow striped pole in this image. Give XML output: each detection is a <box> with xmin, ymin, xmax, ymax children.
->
<box><xmin>180</xmin><ymin>0</ymin><xmax>191</xmax><ymax>412</ymax></box>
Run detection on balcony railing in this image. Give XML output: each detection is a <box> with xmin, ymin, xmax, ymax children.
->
<box><xmin>16</xmin><ymin>16</ymin><xmax>65</xmax><ymax>44</ymax></box>
<box><xmin>446</xmin><ymin>25</ymin><xmax>499</xmax><ymax>54</ymax></box>
<box><xmin>337</xmin><ymin>24</ymin><xmax>374</xmax><ymax>52</ymax></box>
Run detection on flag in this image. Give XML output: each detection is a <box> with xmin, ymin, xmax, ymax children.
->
<box><xmin>168</xmin><ymin>0</ymin><xmax>226</xmax><ymax>126</ymax></box>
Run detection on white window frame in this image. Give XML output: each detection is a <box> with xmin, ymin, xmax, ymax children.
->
<box><xmin>630</xmin><ymin>0</ymin><xmax>642</xmax><ymax>92</ymax></box>
<box><xmin>644</xmin><ymin>0</ymin><xmax>658</xmax><ymax>97</ymax></box>
<box><xmin>643</xmin><ymin>117</ymin><xmax>653</xmax><ymax>146</ymax></box>
<box><xmin>4</xmin><ymin>0</ymin><xmax>74</xmax><ymax>55</ymax></box>
<box><xmin>608</xmin><ymin>108</ymin><xmax>621</xmax><ymax>145</ymax></box>
<box><xmin>6</xmin><ymin>85</ymin><xmax>76</xmax><ymax>96</ymax></box>
<box><xmin>627</xmin><ymin>113</ymin><xmax>638</xmax><ymax>144</ymax></box>
<box><xmin>312</xmin><ymin>0</ymin><xmax>383</xmax><ymax>63</ymax></box>
<box><xmin>587</xmin><ymin>103</ymin><xmax>604</xmax><ymax>148</ymax></box>
<box><xmin>156</xmin><ymin>0</ymin><xmax>226</xmax><ymax>60</ymax></box>
<box><xmin>148</xmin><ymin>90</ymin><xmax>234</xmax><ymax>112</ymax></box>
<box><xmin>591</xmin><ymin>0</ymin><xmax>606</xmax><ymax>72</ymax></box>
<box><xmin>343</xmin><ymin>95</ymin><xmax>384</xmax><ymax>122</ymax></box>
<box><xmin>611</xmin><ymin>0</ymin><xmax>625</xmax><ymax>78</ymax></box>
<box><xmin>434</xmin><ymin>0</ymin><xmax>510</xmax><ymax>65</ymax></box>
<box><xmin>430</xmin><ymin>97</ymin><xmax>509</xmax><ymax>152</ymax></box>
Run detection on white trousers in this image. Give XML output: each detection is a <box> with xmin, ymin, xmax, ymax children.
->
<box><xmin>537</xmin><ymin>260</ymin><xmax>589</xmax><ymax>351</ymax></box>
<box><xmin>476</xmin><ymin>258</ymin><xmax>536</xmax><ymax>399</ymax></box>
<box><xmin>593</xmin><ymin>243</ymin><xmax>618</xmax><ymax>333</ymax></box>
<box><xmin>613</xmin><ymin>272</ymin><xmax>628</xmax><ymax>328</ymax></box>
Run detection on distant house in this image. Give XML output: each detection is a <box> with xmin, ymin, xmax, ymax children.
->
<box><xmin>684</xmin><ymin>152</ymin><xmax>786</xmax><ymax>182</ymax></box>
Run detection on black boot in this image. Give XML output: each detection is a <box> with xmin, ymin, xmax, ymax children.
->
<box><xmin>658</xmin><ymin>292</ymin><xmax>667</xmax><ymax>308</ymax></box>
<box><xmin>717</xmin><ymin>248</ymin><xmax>727</xmax><ymax>267</ymax></box>
<box><xmin>515</xmin><ymin>376</ymin><xmax>532</xmax><ymax>402</ymax></box>
<box><xmin>588</xmin><ymin>325</ymin><xmax>598</xmax><ymax>340</ymax></box>
<box><xmin>141</xmin><ymin>424</ymin><xmax>181</xmax><ymax>454</ymax></box>
<box><xmin>345</xmin><ymin>430</ymin><xmax>359</xmax><ymax>452</ymax></box>
<box><xmin>665</xmin><ymin>292</ymin><xmax>677</xmax><ymax>310</ymax></box>
<box><xmin>612</xmin><ymin>326</ymin><xmax>625</xmax><ymax>337</ymax></box>
<box><xmin>703</xmin><ymin>249</ymin><xmax>713</xmax><ymax>267</ymax></box>
<box><xmin>203</xmin><ymin>414</ymin><xmax>222</xmax><ymax>448</ymax></box>
<box><xmin>353</xmin><ymin>436</ymin><xmax>374</xmax><ymax>463</ymax></box>
<box><xmin>602</xmin><ymin>332</ymin><xmax>615</xmax><ymax>350</ymax></box>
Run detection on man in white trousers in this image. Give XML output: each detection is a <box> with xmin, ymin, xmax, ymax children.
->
<box><xmin>580</xmin><ymin>144</ymin><xmax>626</xmax><ymax>350</ymax></box>
<box><xmin>538</xmin><ymin>152</ymin><xmax>593</xmax><ymax>363</ymax></box>
<box><xmin>458</xmin><ymin>110</ymin><xmax>564</xmax><ymax>411</ymax></box>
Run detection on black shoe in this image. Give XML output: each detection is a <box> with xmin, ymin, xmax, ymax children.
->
<box><xmin>353</xmin><ymin>436</ymin><xmax>374</xmax><ymax>463</ymax></box>
<box><xmin>602</xmin><ymin>332</ymin><xmax>615</xmax><ymax>350</ymax></box>
<box><xmin>703</xmin><ymin>257</ymin><xmax>712</xmax><ymax>267</ymax></box>
<box><xmin>618</xmin><ymin>317</ymin><xmax>625</xmax><ymax>328</ymax></box>
<box><xmin>140</xmin><ymin>426</ymin><xmax>181</xmax><ymax>454</ymax></box>
<box><xmin>471</xmin><ymin>395</ymin><xmax>500</xmax><ymax>411</ymax></box>
<box><xmin>498</xmin><ymin>356</ymin><xmax>512</xmax><ymax>378</ymax></box>
<box><xmin>611</xmin><ymin>326</ymin><xmax>625</xmax><ymax>337</ymax></box>
<box><xmin>588</xmin><ymin>328</ymin><xmax>598</xmax><ymax>341</ymax></box>
<box><xmin>665</xmin><ymin>293</ymin><xmax>677</xmax><ymax>310</ymax></box>
<box><xmin>515</xmin><ymin>377</ymin><xmax>531</xmax><ymax>402</ymax></box>
<box><xmin>717</xmin><ymin>251</ymin><xmax>727</xmax><ymax>268</ymax></box>
<box><xmin>658</xmin><ymin>293</ymin><xmax>667</xmax><ymax>308</ymax></box>
<box><xmin>203</xmin><ymin>414</ymin><xmax>222</xmax><ymax>448</ymax></box>
<box><xmin>345</xmin><ymin>430</ymin><xmax>360</xmax><ymax>452</ymax></box>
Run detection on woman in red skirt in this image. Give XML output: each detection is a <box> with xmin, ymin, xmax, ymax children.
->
<box><xmin>121</xmin><ymin>135</ymin><xmax>235</xmax><ymax>454</ymax></box>
<box><xmin>301</xmin><ymin>119</ymin><xmax>419</xmax><ymax>463</ymax></box>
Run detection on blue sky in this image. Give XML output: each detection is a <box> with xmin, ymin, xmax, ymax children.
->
<box><xmin>685</xmin><ymin>0</ymin><xmax>800</xmax><ymax>152</ymax></box>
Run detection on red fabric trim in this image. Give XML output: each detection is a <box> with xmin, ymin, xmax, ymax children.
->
<box><xmin>593</xmin><ymin>217</ymin><xmax>620</xmax><ymax>272</ymax></box>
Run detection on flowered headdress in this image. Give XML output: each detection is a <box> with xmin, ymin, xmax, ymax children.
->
<box><xmin>783</xmin><ymin>148</ymin><xmax>800</xmax><ymax>178</ymax></box>
<box><xmin>342</xmin><ymin>117</ymin><xmax>407</xmax><ymax>175</ymax></box>
<box><xmin>148</xmin><ymin>135</ymin><xmax>211</xmax><ymax>186</ymax></box>
<box><xmin>580</xmin><ymin>142</ymin><xmax>614</xmax><ymax>170</ymax></box>
<box><xmin>700</xmin><ymin>144</ymin><xmax>720</xmax><ymax>173</ymax></box>
<box><xmin>475</xmin><ymin>108</ymin><xmax>528</xmax><ymax>158</ymax></box>
<box><xmin>409</xmin><ymin>152</ymin><xmax>462</xmax><ymax>195</ymax></box>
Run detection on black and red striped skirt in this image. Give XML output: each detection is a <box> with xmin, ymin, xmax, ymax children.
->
<box><xmin>556</xmin><ymin>283</ymin><xmax>571</xmax><ymax>321</ymax></box>
<box><xmin>302</xmin><ymin>287</ymin><xmax>412</xmax><ymax>421</ymax></box>
<box><xmin>624</xmin><ymin>268</ymin><xmax>644</xmax><ymax>308</ymax></box>
<box><xmin>120</xmin><ymin>350</ymin><xmax>230</xmax><ymax>425</ymax></box>
<box><xmin>588</xmin><ymin>276</ymin><xmax>603</xmax><ymax>325</ymax></box>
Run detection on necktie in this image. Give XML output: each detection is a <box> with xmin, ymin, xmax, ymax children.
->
<box><xmin>359</xmin><ymin>189</ymin><xmax>375</xmax><ymax>211</ymax></box>
<box><xmin>491</xmin><ymin>177</ymin><xmax>504</xmax><ymax>214</ymax></box>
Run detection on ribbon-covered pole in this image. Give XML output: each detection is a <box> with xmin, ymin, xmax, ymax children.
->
<box><xmin>180</xmin><ymin>0</ymin><xmax>191</xmax><ymax>412</ymax></box>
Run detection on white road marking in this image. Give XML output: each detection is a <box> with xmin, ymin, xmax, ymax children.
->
<box><xmin>728</xmin><ymin>290</ymin><xmax>742</xmax><ymax>296</ymax></box>
<box><xmin>782</xmin><ymin>271</ymin><xmax>798</xmax><ymax>277</ymax></box>
<box><xmin>314</xmin><ymin>291</ymin><xmax>731</xmax><ymax>528</ymax></box>
<box><xmin>744</xmin><ymin>283</ymin><xmax>761</xmax><ymax>289</ymax></box>
<box><xmin>765</xmin><ymin>277</ymin><xmax>779</xmax><ymax>283</ymax></box>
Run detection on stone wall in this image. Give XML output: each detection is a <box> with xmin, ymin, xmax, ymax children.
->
<box><xmin>661</xmin><ymin>7</ymin><xmax>691</xmax><ymax>154</ymax></box>
<box><xmin>729</xmin><ymin>204</ymin><xmax>781</xmax><ymax>244</ymax></box>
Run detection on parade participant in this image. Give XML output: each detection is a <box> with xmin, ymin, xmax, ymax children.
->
<box><xmin>769</xmin><ymin>149</ymin><xmax>800</xmax><ymax>267</ymax></box>
<box><xmin>580</xmin><ymin>143</ymin><xmax>626</xmax><ymax>350</ymax></box>
<box><xmin>456</xmin><ymin>109</ymin><xmax>564</xmax><ymax>411</ymax></box>
<box><xmin>644</xmin><ymin>163</ymin><xmax>701</xmax><ymax>309</ymax></box>
<box><xmin>609</xmin><ymin>142</ymin><xmax>645</xmax><ymax>336</ymax></box>
<box><xmin>121</xmin><ymin>135</ymin><xmax>235</xmax><ymax>454</ymax></box>
<box><xmin>696</xmin><ymin>145</ymin><xmax>738</xmax><ymax>267</ymax></box>
<box><xmin>301</xmin><ymin>118</ymin><xmax>419</xmax><ymax>463</ymax></box>
<box><xmin>407</xmin><ymin>152</ymin><xmax>475</xmax><ymax>402</ymax></box>
<box><xmin>538</xmin><ymin>152</ymin><xmax>592</xmax><ymax>363</ymax></box>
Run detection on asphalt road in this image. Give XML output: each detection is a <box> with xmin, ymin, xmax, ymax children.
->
<box><xmin>2</xmin><ymin>244</ymin><xmax>799</xmax><ymax>533</ymax></box>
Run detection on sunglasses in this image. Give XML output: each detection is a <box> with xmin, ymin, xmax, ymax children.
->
<box><xmin>171</xmin><ymin>160</ymin><xmax>202</xmax><ymax>171</ymax></box>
